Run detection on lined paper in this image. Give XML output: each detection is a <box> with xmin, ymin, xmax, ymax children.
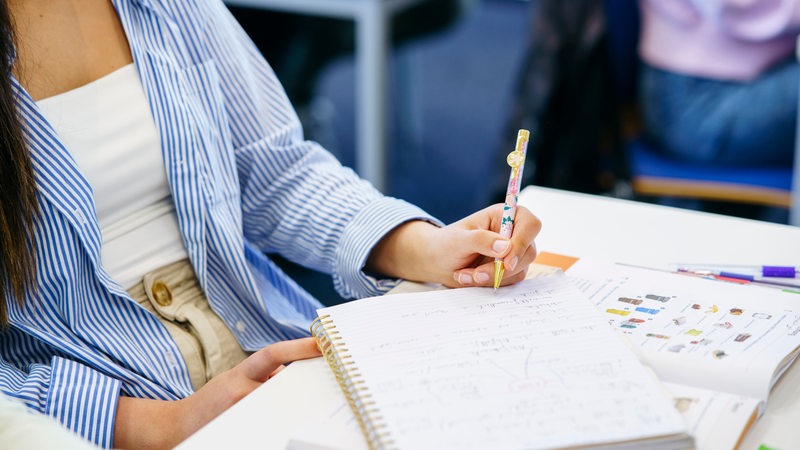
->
<box><xmin>319</xmin><ymin>275</ymin><xmax>690</xmax><ymax>449</ymax></box>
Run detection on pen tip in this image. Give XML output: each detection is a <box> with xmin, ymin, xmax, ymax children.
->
<box><xmin>493</xmin><ymin>261</ymin><xmax>504</xmax><ymax>291</ymax></box>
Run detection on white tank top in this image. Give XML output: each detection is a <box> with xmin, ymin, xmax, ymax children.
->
<box><xmin>37</xmin><ymin>64</ymin><xmax>189</xmax><ymax>289</ymax></box>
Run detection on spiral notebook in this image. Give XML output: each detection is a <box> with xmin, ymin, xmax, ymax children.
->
<box><xmin>310</xmin><ymin>274</ymin><xmax>693</xmax><ymax>450</ymax></box>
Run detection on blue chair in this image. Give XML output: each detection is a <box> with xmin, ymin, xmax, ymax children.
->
<box><xmin>628</xmin><ymin>139</ymin><xmax>794</xmax><ymax>211</ymax></box>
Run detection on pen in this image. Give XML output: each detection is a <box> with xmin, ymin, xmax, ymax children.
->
<box><xmin>617</xmin><ymin>262</ymin><xmax>800</xmax><ymax>293</ymax></box>
<box><xmin>494</xmin><ymin>129</ymin><xmax>530</xmax><ymax>291</ymax></box>
<box><xmin>673</xmin><ymin>264</ymin><xmax>798</xmax><ymax>278</ymax></box>
<box><xmin>676</xmin><ymin>269</ymin><xmax>800</xmax><ymax>289</ymax></box>
<box><xmin>693</xmin><ymin>273</ymin><xmax>800</xmax><ymax>293</ymax></box>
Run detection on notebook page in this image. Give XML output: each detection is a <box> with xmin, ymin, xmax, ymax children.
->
<box><xmin>318</xmin><ymin>275</ymin><xmax>689</xmax><ymax>449</ymax></box>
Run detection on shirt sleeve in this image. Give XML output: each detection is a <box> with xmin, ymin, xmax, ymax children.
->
<box><xmin>186</xmin><ymin>1</ymin><xmax>442</xmax><ymax>298</ymax></box>
<box><xmin>0</xmin><ymin>356</ymin><xmax>121</xmax><ymax>449</ymax></box>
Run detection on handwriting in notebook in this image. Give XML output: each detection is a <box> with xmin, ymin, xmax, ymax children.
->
<box><xmin>320</xmin><ymin>276</ymin><xmax>689</xmax><ymax>449</ymax></box>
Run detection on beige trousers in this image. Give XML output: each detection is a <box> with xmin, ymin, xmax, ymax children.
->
<box><xmin>127</xmin><ymin>259</ymin><xmax>249</xmax><ymax>390</ymax></box>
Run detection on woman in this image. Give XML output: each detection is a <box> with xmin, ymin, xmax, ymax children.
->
<box><xmin>638</xmin><ymin>0</ymin><xmax>800</xmax><ymax>165</ymax></box>
<box><xmin>0</xmin><ymin>0</ymin><xmax>540</xmax><ymax>448</ymax></box>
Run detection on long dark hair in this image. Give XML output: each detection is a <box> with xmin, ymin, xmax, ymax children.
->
<box><xmin>0</xmin><ymin>1</ymin><xmax>39</xmax><ymax>328</ymax></box>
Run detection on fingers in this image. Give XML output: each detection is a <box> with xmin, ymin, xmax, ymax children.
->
<box><xmin>461</xmin><ymin>228</ymin><xmax>514</xmax><ymax>258</ymax></box>
<box><xmin>454</xmin><ymin>242</ymin><xmax>537</xmax><ymax>287</ymax></box>
<box><xmin>268</xmin><ymin>364</ymin><xmax>286</xmax><ymax>380</ymax></box>
<box><xmin>493</xmin><ymin>207</ymin><xmax>540</xmax><ymax>281</ymax></box>
<box><xmin>504</xmin><ymin>242</ymin><xmax>538</xmax><ymax>285</ymax></box>
<box><xmin>450</xmin><ymin>264</ymin><xmax>493</xmax><ymax>287</ymax></box>
<box><xmin>239</xmin><ymin>337</ymin><xmax>321</xmax><ymax>382</ymax></box>
<box><xmin>446</xmin><ymin>227</ymin><xmax>511</xmax><ymax>287</ymax></box>
<box><xmin>507</xmin><ymin>207</ymin><xmax>542</xmax><ymax>255</ymax></box>
<box><xmin>451</xmin><ymin>206</ymin><xmax>541</xmax><ymax>287</ymax></box>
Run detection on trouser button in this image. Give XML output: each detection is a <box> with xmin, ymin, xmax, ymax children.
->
<box><xmin>151</xmin><ymin>281</ymin><xmax>173</xmax><ymax>306</ymax></box>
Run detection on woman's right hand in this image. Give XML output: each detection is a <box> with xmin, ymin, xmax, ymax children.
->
<box><xmin>113</xmin><ymin>337</ymin><xmax>321</xmax><ymax>449</ymax></box>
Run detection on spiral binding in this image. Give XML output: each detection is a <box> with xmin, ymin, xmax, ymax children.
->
<box><xmin>311</xmin><ymin>316</ymin><xmax>396</xmax><ymax>450</ymax></box>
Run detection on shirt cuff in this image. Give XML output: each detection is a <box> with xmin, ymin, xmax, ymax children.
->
<box><xmin>333</xmin><ymin>196</ymin><xmax>442</xmax><ymax>299</ymax></box>
<box><xmin>45</xmin><ymin>357</ymin><xmax>122</xmax><ymax>449</ymax></box>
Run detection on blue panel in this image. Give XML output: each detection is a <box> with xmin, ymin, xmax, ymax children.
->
<box><xmin>629</xmin><ymin>139</ymin><xmax>793</xmax><ymax>191</ymax></box>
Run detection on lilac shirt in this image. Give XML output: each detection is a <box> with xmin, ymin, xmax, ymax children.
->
<box><xmin>638</xmin><ymin>0</ymin><xmax>800</xmax><ymax>81</ymax></box>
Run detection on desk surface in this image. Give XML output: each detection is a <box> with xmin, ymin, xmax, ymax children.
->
<box><xmin>179</xmin><ymin>187</ymin><xmax>800</xmax><ymax>449</ymax></box>
<box><xmin>523</xmin><ymin>187</ymin><xmax>799</xmax><ymax>267</ymax></box>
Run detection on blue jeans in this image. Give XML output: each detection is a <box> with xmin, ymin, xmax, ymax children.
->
<box><xmin>638</xmin><ymin>60</ymin><xmax>798</xmax><ymax>165</ymax></box>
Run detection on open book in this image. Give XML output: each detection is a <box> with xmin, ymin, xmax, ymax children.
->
<box><xmin>538</xmin><ymin>254</ymin><xmax>800</xmax><ymax>450</ymax></box>
<box><xmin>307</xmin><ymin>274</ymin><xmax>692</xmax><ymax>450</ymax></box>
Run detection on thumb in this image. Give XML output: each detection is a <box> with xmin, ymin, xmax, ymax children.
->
<box><xmin>239</xmin><ymin>338</ymin><xmax>320</xmax><ymax>382</ymax></box>
<box><xmin>461</xmin><ymin>229</ymin><xmax>512</xmax><ymax>259</ymax></box>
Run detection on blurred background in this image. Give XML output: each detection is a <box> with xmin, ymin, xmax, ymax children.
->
<box><xmin>230</xmin><ymin>0</ymin><xmax>533</xmax><ymax>225</ymax></box>
<box><xmin>226</xmin><ymin>0</ymin><xmax>799</xmax><ymax>303</ymax></box>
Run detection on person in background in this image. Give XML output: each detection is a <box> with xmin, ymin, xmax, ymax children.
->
<box><xmin>492</xmin><ymin>0</ymin><xmax>627</xmax><ymax>201</ymax></box>
<box><xmin>0</xmin><ymin>0</ymin><xmax>540</xmax><ymax>448</ymax></box>
<box><xmin>637</xmin><ymin>0</ymin><xmax>800</xmax><ymax>165</ymax></box>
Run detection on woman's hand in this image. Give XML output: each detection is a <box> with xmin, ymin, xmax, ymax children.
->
<box><xmin>113</xmin><ymin>337</ymin><xmax>321</xmax><ymax>449</ymax></box>
<box><xmin>366</xmin><ymin>204</ymin><xmax>541</xmax><ymax>288</ymax></box>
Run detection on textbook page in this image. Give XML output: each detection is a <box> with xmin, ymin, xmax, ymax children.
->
<box><xmin>565</xmin><ymin>259</ymin><xmax>800</xmax><ymax>402</ymax></box>
<box><xmin>663</xmin><ymin>382</ymin><xmax>760</xmax><ymax>450</ymax></box>
<box><xmin>315</xmin><ymin>275</ymin><xmax>691</xmax><ymax>450</ymax></box>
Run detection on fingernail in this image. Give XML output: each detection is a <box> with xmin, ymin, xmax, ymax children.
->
<box><xmin>506</xmin><ymin>256</ymin><xmax>519</xmax><ymax>271</ymax></box>
<box><xmin>458</xmin><ymin>273</ymin><xmax>473</xmax><ymax>285</ymax></box>
<box><xmin>492</xmin><ymin>240</ymin><xmax>510</xmax><ymax>254</ymax></box>
<box><xmin>475</xmin><ymin>272</ymin><xmax>490</xmax><ymax>283</ymax></box>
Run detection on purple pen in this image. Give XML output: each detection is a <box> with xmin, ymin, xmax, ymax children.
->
<box><xmin>674</xmin><ymin>264</ymin><xmax>798</xmax><ymax>279</ymax></box>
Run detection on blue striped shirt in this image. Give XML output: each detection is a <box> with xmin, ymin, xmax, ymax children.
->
<box><xmin>1</xmin><ymin>0</ymin><xmax>435</xmax><ymax>447</ymax></box>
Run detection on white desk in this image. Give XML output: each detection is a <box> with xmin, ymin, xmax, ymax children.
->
<box><xmin>179</xmin><ymin>187</ymin><xmax>800</xmax><ymax>449</ymax></box>
<box><xmin>225</xmin><ymin>0</ymin><xmax>430</xmax><ymax>192</ymax></box>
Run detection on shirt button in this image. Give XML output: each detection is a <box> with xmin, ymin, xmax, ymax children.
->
<box><xmin>235</xmin><ymin>321</ymin><xmax>246</xmax><ymax>333</ymax></box>
<box><xmin>151</xmin><ymin>281</ymin><xmax>173</xmax><ymax>306</ymax></box>
<box><xmin>74</xmin><ymin>209</ymin><xmax>88</xmax><ymax>224</ymax></box>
